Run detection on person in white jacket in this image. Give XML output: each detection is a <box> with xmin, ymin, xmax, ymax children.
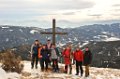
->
<box><xmin>50</xmin><ymin>44</ymin><xmax>60</xmax><ymax>72</ymax></box>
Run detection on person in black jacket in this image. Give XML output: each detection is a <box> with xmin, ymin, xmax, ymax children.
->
<box><xmin>30</xmin><ymin>40</ymin><xmax>40</xmax><ymax>69</ymax></box>
<box><xmin>84</xmin><ymin>47</ymin><xmax>92</xmax><ymax>77</ymax></box>
<box><xmin>46</xmin><ymin>39</ymin><xmax>52</xmax><ymax>65</ymax></box>
<box><xmin>40</xmin><ymin>45</ymin><xmax>50</xmax><ymax>71</ymax></box>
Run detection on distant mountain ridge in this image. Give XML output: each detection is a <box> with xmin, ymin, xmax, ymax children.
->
<box><xmin>0</xmin><ymin>23</ymin><xmax>120</xmax><ymax>50</ymax></box>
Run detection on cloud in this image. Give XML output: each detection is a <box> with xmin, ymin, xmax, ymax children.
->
<box><xmin>51</xmin><ymin>0</ymin><xmax>94</xmax><ymax>10</ymax></box>
<box><xmin>0</xmin><ymin>0</ymin><xmax>94</xmax><ymax>20</ymax></box>
<box><xmin>111</xmin><ymin>13</ymin><xmax>120</xmax><ymax>16</ymax></box>
<box><xmin>0</xmin><ymin>0</ymin><xmax>120</xmax><ymax>28</ymax></box>
<box><xmin>88</xmin><ymin>14</ymin><xmax>102</xmax><ymax>17</ymax></box>
<box><xmin>113</xmin><ymin>9</ymin><xmax>120</xmax><ymax>12</ymax></box>
<box><xmin>62</xmin><ymin>12</ymin><xmax>75</xmax><ymax>15</ymax></box>
<box><xmin>112</xmin><ymin>4</ymin><xmax>120</xmax><ymax>7</ymax></box>
<box><xmin>0</xmin><ymin>0</ymin><xmax>95</xmax><ymax>10</ymax></box>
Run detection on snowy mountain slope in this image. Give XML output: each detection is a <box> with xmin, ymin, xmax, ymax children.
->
<box><xmin>81</xmin><ymin>41</ymin><xmax>120</xmax><ymax>69</ymax></box>
<box><xmin>0</xmin><ymin>23</ymin><xmax>120</xmax><ymax>51</ymax></box>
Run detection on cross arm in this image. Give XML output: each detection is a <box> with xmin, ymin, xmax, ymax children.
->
<box><xmin>55</xmin><ymin>32</ymin><xmax>68</xmax><ymax>35</ymax></box>
<box><xmin>41</xmin><ymin>32</ymin><xmax>54</xmax><ymax>34</ymax></box>
<box><xmin>41</xmin><ymin>32</ymin><xmax>68</xmax><ymax>35</ymax></box>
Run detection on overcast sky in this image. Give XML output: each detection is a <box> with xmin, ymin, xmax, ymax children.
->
<box><xmin>0</xmin><ymin>0</ymin><xmax>120</xmax><ymax>28</ymax></box>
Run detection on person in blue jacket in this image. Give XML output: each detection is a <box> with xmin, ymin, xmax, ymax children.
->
<box><xmin>40</xmin><ymin>44</ymin><xmax>50</xmax><ymax>71</ymax></box>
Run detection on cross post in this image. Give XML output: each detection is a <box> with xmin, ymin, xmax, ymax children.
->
<box><xmin>41</xmin><ymin>19</ymin><xmax>67</xmax><ymax>45</ymax></box>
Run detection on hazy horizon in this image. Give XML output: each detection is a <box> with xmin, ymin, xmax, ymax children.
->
<box><xmin>0</xmin><ymin>22</ymin><xmax>120</xmax><ymax>29</ymax></box>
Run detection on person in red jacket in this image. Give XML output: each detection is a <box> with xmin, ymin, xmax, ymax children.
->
<box><xmin>74</xmin><ymin>47</ymin><xmax>84</xmax><ymax>77</ymax></box>
<box><xmin>62</xmin><ymin>46</ymin><xmax>72</xmax><ymax>74</ymax></box>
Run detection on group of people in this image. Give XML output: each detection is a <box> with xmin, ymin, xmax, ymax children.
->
<box><xmin>30</xmin><ymin>39</ymin><xmax>60</xmax><ymax>72</ymax></box>
<box><xmin>30</xmin><ymin>39</ymin><xmax>92</xmax><ymax>77</ymax></box>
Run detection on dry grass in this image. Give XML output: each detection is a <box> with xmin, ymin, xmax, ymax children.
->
<box><xmin>0</xmin><ymin>50</ymin><xmax>24</xmax><ymax>73</ymax></box>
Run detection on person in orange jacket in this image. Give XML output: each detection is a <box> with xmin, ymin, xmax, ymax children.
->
<box><xmin>38</xmin><ymin>45</ymin><xmax>42</xmax><ymax>59</ymax></box>
<box><xmin>38</xmin><ymin>44</ymin><xmax>43</xmax><ymax>69</ymax></box>
<box><xmin>74</xmin><ymin>47</ymin><xmax>84</xmax><ymax>77</ymax></box>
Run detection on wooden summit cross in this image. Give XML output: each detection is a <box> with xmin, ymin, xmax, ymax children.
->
<box><xmin>41</xmin><ymin>19</ymin><xmax>67</xmax><ymax>45</ymax></box>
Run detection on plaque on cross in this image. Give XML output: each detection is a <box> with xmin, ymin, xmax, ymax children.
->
<box><xmin>41</xmin><ymin>19</ymin><xmax>67</xmax><ymax>45</ymax></box>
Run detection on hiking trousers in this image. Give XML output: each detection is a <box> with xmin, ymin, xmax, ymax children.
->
<box><xmin>85</xmin><ymin>65</ymin><xmax>90</xmax><ymax>77</ymax></box>
<box><xmin>52</xmin><ymin>59</ymin><xmax>59</xmax><ymax>71</ymax></box>
<box><xmin>65</xmin><ymin>64</ymin><xmax>72</xmax><ymax>74</ymax></box>
<box><xmin>31</xmin><ymin>54</ymin><xmax>38</xmax><ymax>68</ymax></box>
<box><xmin>41</xmin><ymin>58</ymin><xmax>49</xmax><ymax>71</ymax></box>
<box><xmin>76</xmin><ymin>61</ymin><xmax>83</xmax><ymax>76</ymax></box>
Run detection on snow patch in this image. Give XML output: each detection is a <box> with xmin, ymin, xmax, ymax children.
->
<box><xmin>19</xmin><ymin>29</ymin><xmax>23</xmax><ymax>32</ymax></box>
<box><xmin>102</xmin><ymin>32</ymin><xmax>108</xmax><ymax>34</ymax></box>
<box><xmin>74</xmin><ymin>37</ymin><xmax>78</xmax><ymax>41</ymax></box>
<box><xmin>98</xmin><ymin>35</ymin><xmax>108</xmax><ymax>38</ymax></box>
<box><xmin>1</xmin><ymin>27</ymin><xmax>9</xmax><ymax>29</ymax></box>
<box><xmin>98</xmin><ymin>51</ymin><xmax>103</xmax><ymax>54</ymax></box>
<box><xmin>104</xmin><ymin>37</ymin><xmax>120</xmax><ymax>42</ymax></box>
<box><xmin>30</xmin><ymin>30</ymin><xmax>39</xmax><ymax>34</ymax></box>
<box><xmin>0</xmin><ymin>68</ymin><xmax>7</xmax><ymax>79</ymax></box>
<box><xmin>6</xmin><ymin>38</ymin><xmax>9</xmax><ymax>42</ymax></box>
<box><xmin>9</xmin><ymin>29</ymin><xmax>13</xmax><ymax>32</ymax></box>
<box><xmin>115</xmin><ymin>48</ymin><xmax>120</xmax><ymax>56</ymax></box>
<box><xmin>117</xmin><ymin>51</ymin><xmax>120</xmax><ymax>56</ymax></box>
<box><xmin>80</xmin><ymin>41</ymin><xmax>89</xmax><ymax>47</ymax></box>
<box><xmin>7</xmin><ymin>73</ymin><xmax>20</xmax><ymax>79</ymax></box>
<box><xmin>0</xmin><ymin>68</ymin><xmax>20</xmax><ymax>79</ymax></box>
<box><xmin>93</xmin><ymin>36</ymin><xmax>100</xmax><ymax>39</ymax></box>
<box><xmin>57</xmin><ymin>42</ymin><xmax>66</xmax><ymax>47</ymax></box>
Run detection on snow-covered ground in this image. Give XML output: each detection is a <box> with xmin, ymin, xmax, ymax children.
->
<box><xmin>0</xmin><ymin>67</ymin><xmax>20</xmax><ymax>79</ymax></box>
<box><xmin>0</xmin><ymin>61</ymin><xmax>120</xmax><ymax>79</ymax></box>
